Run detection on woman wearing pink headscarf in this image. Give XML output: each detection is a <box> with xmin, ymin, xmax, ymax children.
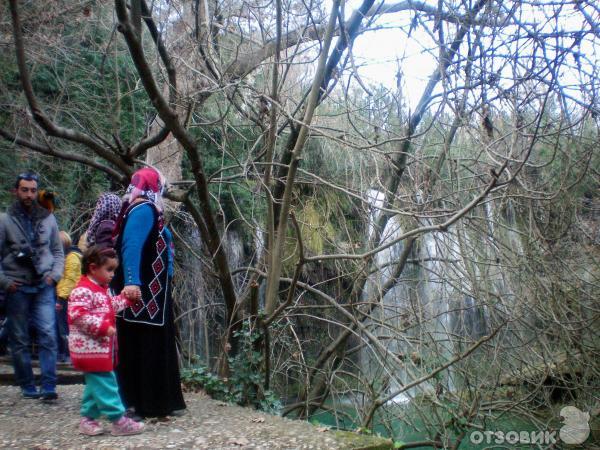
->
<box><xmin>111</xmin><ymin>167</ymin><xmax>185</xmax><ymax>418</ymax></box>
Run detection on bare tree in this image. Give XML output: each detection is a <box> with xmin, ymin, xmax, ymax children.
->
<box><xmin>1</xmin><ymin>0</ymin><xmax>598</xmax><ymax>445</ymax></box>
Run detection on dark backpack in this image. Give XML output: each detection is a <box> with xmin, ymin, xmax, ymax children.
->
<box><xmin>94</xmin><ymin>219</ymin><xmax>117</xmax><ymax>248</ymax></box>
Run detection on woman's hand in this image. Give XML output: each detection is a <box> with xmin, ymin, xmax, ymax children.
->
<box><xmin>123</xmin><ymin>285</ymin><xmax>142</xmax><ymax>301</ymax></box>
<box><xmin>107</xmin><ymin>326</ymin><xmax>116</xmax><ymax>337</ymax></box>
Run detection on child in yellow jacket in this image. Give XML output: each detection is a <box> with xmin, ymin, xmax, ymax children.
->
<box><xmin>55</xmin><ymin>231</ymin><xmax>83</xmax><ymax>362</ymax></box>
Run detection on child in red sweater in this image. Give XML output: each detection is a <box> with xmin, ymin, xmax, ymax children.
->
<box><xmin>68</xmin><ymin>246</ymin><xmax>145</xmax><ymax>436</ymax></box>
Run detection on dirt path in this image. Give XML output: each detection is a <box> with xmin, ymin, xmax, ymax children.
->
<box><xmin>0</xmin><ymin>385</ymin><xmax>392</xmax><ymax>449</ymax></box>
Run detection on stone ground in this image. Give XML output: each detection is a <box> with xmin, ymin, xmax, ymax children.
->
<box><xmin>0</xmin><ymin>384</ymin><xmax>393</xmax><ymax>450</ymax></box>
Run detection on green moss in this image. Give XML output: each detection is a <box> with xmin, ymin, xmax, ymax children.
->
<box><xmin>333</xmin><ymin>430</ymin><xmax>394</xmax><ymax>450</ymax></box>
<box><xmin>297</xmin><ymin>200</ymin><xmax>336</xmax><ymax>255</ymax></box>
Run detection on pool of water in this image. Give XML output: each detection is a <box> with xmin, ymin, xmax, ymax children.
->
<box><xmin>309</xmin><ymin>400</ymin><xmax>557</xmax><ymax>449</ymax></box>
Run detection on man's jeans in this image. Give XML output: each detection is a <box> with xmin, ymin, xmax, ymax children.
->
<box><xmin>55</xmin><ymin>299</ymin><xmax>69</xmax><ymax>360</ymax></box>
<box><xmin>6</xmin><ymin>284</ymin><xmax>57</xmax><ymax>391</ymax></box>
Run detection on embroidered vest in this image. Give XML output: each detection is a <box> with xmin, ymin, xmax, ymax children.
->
<box><xmin>112</xmin><ymin>201</ymin><xmax>169</xmax><ymax>326</ymax></box>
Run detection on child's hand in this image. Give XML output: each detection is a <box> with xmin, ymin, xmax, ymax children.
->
<box><xmin>107</xmin><ymin>326</ymin><xmax>116</xmax><ymax>337</ymax></box>
<box><xmin>122</xmin><ymin>285</ymin><xmax>142</xmax><ymax>301</ymax></box>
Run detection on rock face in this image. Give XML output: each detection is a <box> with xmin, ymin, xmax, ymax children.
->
<box><xmin>0</xmin><ymin>385</ymin><xmax>393</xmax><ymax>449</ymax></box>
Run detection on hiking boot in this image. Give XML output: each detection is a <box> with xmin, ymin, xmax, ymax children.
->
<box><xmin>21</xmin><ymin>386</ymin><xmax>41</xmax><ymax>399</ymax></box>
<box><xmin>79</xmin><ymin>417</ymin><xmax>104</xmax><ymax>436</ymax></box>
<box><xmin>111</xmin><ymin>416</ymin><xmax>145</xmax><ymax>436</ymax></box>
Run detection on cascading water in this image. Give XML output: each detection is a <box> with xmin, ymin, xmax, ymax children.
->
<box><xmin>224</xmin><ymin>228</ymin><xmax>246</xmax><ymax>290</ymax></box>
<box><xmin>174</xmin><ymin>222</ymin><xmax>248</xmax><ymax>364</ymax></box>
<box><xmin>362</xmin><ymin>189</ymin><xmax>493</xmax><ymax>403</ymax></box>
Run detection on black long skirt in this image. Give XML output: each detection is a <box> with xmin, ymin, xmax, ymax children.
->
<box><xmin>115</xmin><ymin>289</ymin><xmax>186</xmax><ymax>417</ymax></box>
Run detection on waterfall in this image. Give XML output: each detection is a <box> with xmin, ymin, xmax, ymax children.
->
<box><xmin>174</xmin><ymin>220</ymin><xmax>211</xmax><ymax>364</ymax></box>
<box><xmin>174</xmin><ymin>220</ymin><xmax>249</xmax><ymax>365</ymax></box>
<box><xmin>363</xmin><ymin>189</ymin><xmax>412</xmax><ymax>403</ymax></box>
<box><xmin>224</xmin><ymin>228</ymin><xmax>246</xmax><ymax>291</ymax></box>
<box><xmin>362</xmin><ymin>190</ymin><xmax>494</xmax><ymax>403</ymax></box>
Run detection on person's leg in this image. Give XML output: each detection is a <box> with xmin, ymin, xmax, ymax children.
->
<box><xmin>55</xmin><ymin>300</ymin><xmax>68</xmax><ymax>361</ymax></box>
<box><xmin>79</xmin><ymin>375</ymin><xmax>104</xmax><ymax>436</ymax></box>
<box><xmin>5</xmin><ymin>290</ymin><xmax>36</xmax><ymax>394</ymax></box>
<box><xmin>87</xmin><ymin>372</ymin><xmax>126</xmax><ymax>421</ymax></box>
<box><xmin>80</xmin><ymin>375</ymin><xmax>101</xmax><ymax>419</ymax></box>
<box><xmin>0</xmin><ymin>295</ymin><xmax>7</xmax><ymax>355</ymax></box>
<box><xmin>87</xmin><ymin>371</ymin><xmax>144</xmax><ymax>436</ymax></box>
<box><xmin>86</xmin><ymin>372</ymin><xmax>144</xmax><ymax>436</ymax></box>
<box><xmin>31</xmin><ymin>285</ymin><xmax>57</xmax><ymax>396</ymax></box>
<box><xmin>0</xmin><ymin>317</ymin><xmax>7</xmax><ymax>355</ymax></box>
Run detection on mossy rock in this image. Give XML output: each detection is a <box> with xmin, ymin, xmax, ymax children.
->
<box><xmin>333</xmin><ymin>430</ymin><xmax>394</xmax><ymax>449</ymax></box>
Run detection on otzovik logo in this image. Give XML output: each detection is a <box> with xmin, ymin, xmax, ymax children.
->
<box><xmin>559</xmin><ymin>406</ymin><xmax>590</xmax><ymax>445</ymax></box>
<box><xmin>468</xmin><ymin>405</ymin><xmax>591</xmax><ymax>446</ymax></box>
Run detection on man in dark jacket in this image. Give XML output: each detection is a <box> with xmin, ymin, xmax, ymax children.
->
<box><xmin>0</xmin><ymin>172</ymin><xmax>64</xmax><ymax>400</ymax></box>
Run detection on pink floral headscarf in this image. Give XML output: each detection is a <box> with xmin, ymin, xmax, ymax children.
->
<box><xmin>114</xmin><ymin>167</ymin><xmax>167</xmax><ymax>236</ymax></box>
<box><xmin>123</xmin><ymin>167</ymin><xmax>166</xmax><ymax>212</ymax></box>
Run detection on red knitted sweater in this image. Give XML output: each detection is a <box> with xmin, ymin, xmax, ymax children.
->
<box><xmin>68</xmin><ymin>275</ymin><xmax>132</xmax><ymax>372</ymax></box>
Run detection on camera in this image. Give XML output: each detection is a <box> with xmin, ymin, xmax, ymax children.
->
<box><xmin>14</xmin><ymin>246</ymin><xmax>40</xmax><ymax>277</ymax></box>
<box><xmin>15</xmin><ymin>246</ymin><xmax>34</xmax><ymax>265</ymax></box>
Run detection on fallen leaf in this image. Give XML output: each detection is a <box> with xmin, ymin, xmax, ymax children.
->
<box><xmin>251</xmin><ymin>417</ymin><xmax>265</xmax><ymax>423</ymax></box>
<box><xmin>316</xmin><ymin>426</ymin><xmax>330</xmax><ymax>432</ymax></box>
<box><xmin>147</xmin><ymin>416</ymin><xmax>170</xmax><ymax>424</ymax></box>
<box><xmin>228</xmin><ymin>437</ymin><xmax>250</xmax><ymax>446</ymax></box>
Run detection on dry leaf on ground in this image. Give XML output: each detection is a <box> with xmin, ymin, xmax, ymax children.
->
<box><xmin>228</xmin><ymin>437</ymin><xmax>251</xmax><ymax>446</ymax></box>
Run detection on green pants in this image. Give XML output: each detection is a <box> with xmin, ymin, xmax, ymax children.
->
<box><xmin>81</xmin><ymin>372</ymin><xmax>125</xmax><ymax>421</ymax></box>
